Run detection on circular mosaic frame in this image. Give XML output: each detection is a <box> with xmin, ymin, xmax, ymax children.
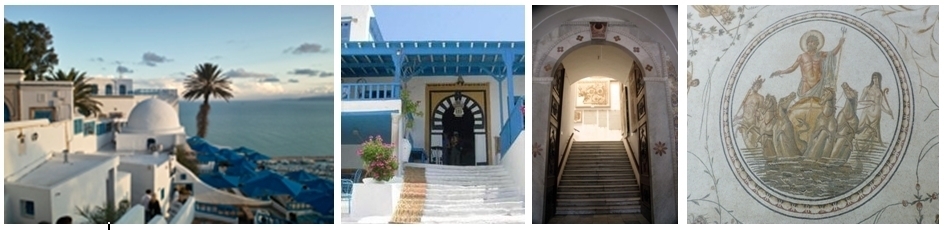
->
<box><xmin>719</xmin><ymin>10</ymin><xmax>914</xmax><ymax>219</ymax></box>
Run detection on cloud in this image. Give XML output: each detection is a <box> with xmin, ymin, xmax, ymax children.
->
<box><xmin>288</xmin><ymin>68</ymin><xmax>319</xmax><ymax>76</ymax></box>
<box><xmin>172</xmin><ymin>72</ymin><xmax>187</xmax><ymax>76</ymax></box>
<box><xmin>288</xmin><ymin>68</ymin><xmax>333</xmax><ymax>77</ymax></box>
<box><xmin>141</xmin><ymin>52</ymin><xmax>172</xmax><ymax>66</ymax></box>
<box><xmin>116</xmin><ymin>65</ymin><xmax>134</xmax><ymax>74</ymax></box>
<box><xmin>224</xmin><ymin>69</ymin><xmax>274</xmax><ymax>79</ymax></box>
<box><xmin>230</xmin><ymin>81</ymin><xmax>286</xmax><ymax>98</ymax></box>
<box><xmin>209</xmin><ymin>55</ymin><xmax>223</xmax><ymax>60</ymax></box>
<box><xmin>284</xmin><ymin>43</ymin><xmax>329</xmax><ymax>54</ymax></box>
<box><xmin>90</xmin><ymin>57</ymin><xmax>104</xmax><ymax>62</ymax></box>
<box><xmin>259</xmin><ymin>77</ymin><xmax>281</xmax><ymax>83</ymax></box>
<box><xmin>304</xmin><ymin>84</ymin><xmax>334</xmax><ymax>96</ymax></box>
<box><xmin>287</xmin><ymin>79</ymin><xmax>299</xmax><ymax>83</ymax></box>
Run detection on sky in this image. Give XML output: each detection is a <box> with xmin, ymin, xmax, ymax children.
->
<box><xmin>4</xmin><ymin>5</ymin><xmax>334</xmax><ymax>101</ymax></box>
<box><xmin>371</xmin><ymin>5</ymin><xmax>525</xmax><ymax>41</ymax></box>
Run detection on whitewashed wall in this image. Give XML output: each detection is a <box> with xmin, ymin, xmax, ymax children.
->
<box><xmin>3</xmin><ymin>183</ymin><xmax>51</xmax><ymax>224</ymax></box>
<box><xmin>4</xmin><ymin>120</ymin><xmax>61</xmax><ymax>179</ymax></box>
<box><xmin>50</xmin><ymin>156</ymin><xmax>119</xmax><ymax>224</ymax></box>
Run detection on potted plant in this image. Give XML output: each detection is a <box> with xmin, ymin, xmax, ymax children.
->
<box><xmin>358</xmin><ymin>135</ymin><xmax>398</xmax><ymax>183</ymax></box>
<box><xmin>400</xmin><ymin>88</ymin><xmax>423</xmax><ymax>130</ymax></box>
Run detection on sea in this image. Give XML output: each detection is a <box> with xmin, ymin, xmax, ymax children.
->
<box><xmin>177</xmin><ymin>99</ymin><xmax>334</xmax><ymax>158</ymax></box>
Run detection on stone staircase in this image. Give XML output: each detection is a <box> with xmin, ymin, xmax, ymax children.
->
<box><xmin>556</xmin><ymin>141</ymin><xmax>641</xmax><ymax>215</ymax></box>
<box><xmin>405</xmin><ymin>163</ymin><xmax>526</xmax><ymax>224</ymax></box>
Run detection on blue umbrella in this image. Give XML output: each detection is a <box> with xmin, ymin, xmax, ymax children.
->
<box><xmin>219</xmin><ymin>149</ymin><xmax>242</xmax><ymax>161</ymax></box>
<box><xmin>196</xmin><ymin>152</ymin><xmax>227</xmax><ymax>164</ymax></box>
<box><xmin>285</xmin><ymin>170</ymin><xmax>319</xmax><ymax>182</ymax></box>
<box><xmin>199</xmin><ymin>173</ymin><xmax>240</xmax><ymax>188</ymax></box>
<box><xmin>295</xmin><ymin>190</ymin><xmax>333</xmax><ymax>215</ymax></box>
<box><xmin>240</xmin><ymin>173</ymin><xmax>303</xmax><ymax>198</ymax></box>
<box><xmin>245</xmin><ymin>152</ymin><xmax>271</xmax><ymax>161</ymax></box>
<box><xmin>302</xmin><ymin>178</ymin><xmax>333</xmax><ymax>193</ymax></box>
<box><xmin>243</xmin><ymin>169</ymin><xmax>276</xmax><ymax>183</ymax></box>
<box><xmin>225</xmin><ymin>163</ymin><xmax>257</xmax><ymax>178</ymax></box>
<box><xmin>234</xmin><ymin>146</ymin><xmax>258</xmax><ymax>154</ymax></box>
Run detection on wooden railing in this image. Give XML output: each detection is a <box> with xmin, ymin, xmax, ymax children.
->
<box><xmin>623</xmin><ymin>136</ymin><xmax>641</xmax><ymax>186</ymax></box>
<box><xmin>556</xmin><ymin>128</ymin><xmax>578</xmax><ymax>186</ymax></box>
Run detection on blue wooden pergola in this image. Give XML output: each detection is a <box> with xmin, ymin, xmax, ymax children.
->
<box><xmin>340</xmin><ymin>41</ymin><xmax>526</xmax><ymax>157</ymax></box>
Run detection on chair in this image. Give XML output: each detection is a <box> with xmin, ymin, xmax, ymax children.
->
<box><xmin>430</xmin><ymin>146</ymin><xmax>444</xmax><ymax>164</ymax></box>
<box><xmin>341</xmin><ymin>179</ymin><xmax>354</xmax><ymax>214</ymax></box>
<box><xmin>352</xmin><ymin>169</ymin><xmax>364</xmax><ymax>183</ymax></box>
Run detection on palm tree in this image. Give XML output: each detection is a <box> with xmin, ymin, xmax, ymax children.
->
<box><xmin>76</xmin><ymin>199</ymin><xmax>131</xmax><ymax>224</ymax></box>
<box><xmin>49</xmin><ymin>68</ymin><xmax>102</xmax><ymax>117</ymax></box>
<box><xmin>182</xmin><ymin>63</ymin><xmax>234</xmax><ymax>138</ymax></box>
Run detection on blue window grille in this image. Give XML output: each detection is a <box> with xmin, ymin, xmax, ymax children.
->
<box><xmin>84</xmin><ymin>122</ymin><xmax>95</xmax><ymax>136</ymax></box>
<box><xmin>32</xmin><ymin>110</ymin><xmax>53</xmax><ymax>121</ymax></box>
<box><xmin>74</xmin><ymin>119</ymin><xmax>83</xmax><ymax>134</ymax></box>
<box><xmin>341</xmin><ymin>17</ymin><xmax>352</xmax><ymax>42</ymax></box>
<box><xmin>105</xmin><ymin>84</ymin><xmax>113</xmax><ymax>95</ymax></box>
<box><xmin>119</xmin><ymin>85</ymin><xmax>127</xmax><ymax>95</ymax></box>
<box><xmin>21</xmin><ymin>200</ymin><xmax>34</xmax><ymax>217</ymax></box>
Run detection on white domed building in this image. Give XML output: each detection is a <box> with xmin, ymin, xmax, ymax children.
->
<box><xmin>115</xmin><ymin>98</ymin><xmax>186</xmax><ymax>152</ymax></box>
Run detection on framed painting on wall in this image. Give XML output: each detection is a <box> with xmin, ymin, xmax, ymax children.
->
<box><xmin>575</xmin><ymin>81</ymin><xmax>609</xmax><ymax>108</ymax></box>
<box><xmin>636</xmin><ymin>95</ymin><xmax>647</xmax><ymax>121</ymax></box>
<box><xmin>574</xmin><ymin>110</ymin><xmax>583</xmax><ymax>123</ymax></box>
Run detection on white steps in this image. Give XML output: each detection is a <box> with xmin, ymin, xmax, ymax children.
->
<box><xmin>400</xmin><ymin>163</ymin><xmax>525</xmax><ymax>224</ymax></box>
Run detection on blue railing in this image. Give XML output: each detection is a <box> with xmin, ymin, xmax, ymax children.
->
<box><xmin>254</xmin><ymin>211</ymin><xmax>294</xmax><ymax>224</ymax></box>
<box><xmin>132</xmin><ymin>88</ymin><xmax>178</xmax><ymax>96</ymax></box>
<box><xmin>499</xmin><ymin>96</ymin><xmax>525</xmax><ymax>158</ymax></box>
<box><xmin>193</xmin><ymin>202</ymin><xmax>240</xmax><ymax>218</ymax></box>
<box><xmin>340</xmin><ymin>83</ymin><xmax>400</xmax><ymax>101</ymax></box>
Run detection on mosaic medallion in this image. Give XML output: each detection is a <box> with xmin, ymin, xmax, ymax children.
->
<box><xmin>719</xmin><ymin>11</ymin><xmax>914</xmax><ymax>219</ymax></box>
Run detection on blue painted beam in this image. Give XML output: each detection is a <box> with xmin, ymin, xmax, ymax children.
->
<box><xmin>503</xmin><ymin>50</ymin><xmax>515</xmax><ymax>117</ymax></box>
<box><xmin>343</xmin><ymin>62</ymin><xmax>524</xmax><ymax>69</ymax></box>
<box><xmin>342</xmin><ymin>41</ymin><xmax>525</xmax><ymax>56</ymax></box>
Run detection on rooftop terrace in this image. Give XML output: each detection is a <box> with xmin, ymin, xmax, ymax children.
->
<box><xmin>12</xmin><ymin>153</ymin><xmax>118</xmax><ymax>188</ymax></box>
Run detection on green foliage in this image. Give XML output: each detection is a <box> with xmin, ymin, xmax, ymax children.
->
<box><xmin>400</xmin><ymin>88</ymin><xmax>423</xmax><ymax>129</ymax></box>
<box><xmin>182</xmin><ymin>63</ymin><xmax>234</xmax><ymax>138</ymax></box>
<box><xmin>357</xmin><ymin>135</ymin><xmax>398</xmax><ymax>182</ymax></box>
<box><xmin>175</xmin><ymin>144</ymin><xmax>199</xmax><ymax>176</ymax></box>
<box><xmin>49</xmin><ymin>69</ymin><xmax>102</xmax><ymax>117</ymax></box>
<box><xmin>76</xmin><ymin>199</ymin><xmax>130</xmax><ymax>224</ymax></box>
<box><xmin>4</xmin><ymin>18</ymin><xmax>59</xmax><ymax>81</ymax></box>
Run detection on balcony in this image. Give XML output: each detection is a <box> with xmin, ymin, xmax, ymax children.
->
<box><xmin>341</xmin><ymin>82</ymin><xmax>400</xmax><ymax>101</ymax></box>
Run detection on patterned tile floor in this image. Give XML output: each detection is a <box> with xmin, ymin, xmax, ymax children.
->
<box><xmin>547</xmin><ymin>214</ymin><xmax>650</xmax><ymax>224</ymax></box>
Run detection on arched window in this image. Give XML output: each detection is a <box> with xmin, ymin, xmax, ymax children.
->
<box><xmin>4</xmin><ymin>102</ymin><xmax>11</xmax><ymax>122</ymax></box>
<box><xmin>105</xmin><ymin>84</ymin><xmax>113</xmax><ymax>95</ymax></box>
<box><xmin>91</xmin><ymin>85</ymin><xmax>99</xmax><ymax>95</ymax></box>
<box><xmin>119</xmin><ymin>85</ymin><xmax>127</xmax><ymax>95</ymax></box>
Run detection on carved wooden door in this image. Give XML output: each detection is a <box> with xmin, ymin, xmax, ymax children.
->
<box><xmin>543</xmin><ymin>63</ymin><xmax>565</xmax><ymax>222</ymax></box>
<box><xmin>633</xmin><ymin>61</ymin><xmax>653</xmax><ymax>222</ymax></box>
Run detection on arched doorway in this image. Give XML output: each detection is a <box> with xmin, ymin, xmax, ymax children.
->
<box><xmin>531</xmin><ymin>7</ymin><xmax>678</xmax><ymax>224</ymax></box>
<box><xmin>430</xmin><ymin>92</ymin><xmax>484</xmax><ymax>166</ymax></box>
<box><xmin>426</xmin><ymin>83</ymin><xmax>490</xmax><ymax>166</ymax></box>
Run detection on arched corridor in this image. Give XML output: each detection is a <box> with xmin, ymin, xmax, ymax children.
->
<box><xmin>531</xmin><ymin>5</ymin><xmax>678</xmax><ymax>224</ymax></box>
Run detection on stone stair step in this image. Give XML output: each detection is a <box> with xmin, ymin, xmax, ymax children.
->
<box><xmin>557</xmin><ymin>190</ymin><xmax>640</xmax><ymax>199</ymax></box>
<box><xmin>561</xmin><ymin>172</ymin><xmax>634</xmax><ymax>178</ymax></box>
<box><xmin>559</xmin><ymin>177</ymin><xmax>636</xmax><ymax>184</ymax></box>
<box><xmin>558</xmin><ymin>184</ymin><xmax>639</xmax><ymax>192</ymax></box>
<box><xmin>556</xmin><ymin>197</ymin><xmax>642</xmax><ymax>207</ymax></box>
<box><xmin>562</xmin><ymin>168</ymin><xmax>634</xmax><ymax>173</ymax></box>
<box><xmin>556</xmin><ymin>205</ymin><xmax>642</xmax><ymax>215</ymax></box>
